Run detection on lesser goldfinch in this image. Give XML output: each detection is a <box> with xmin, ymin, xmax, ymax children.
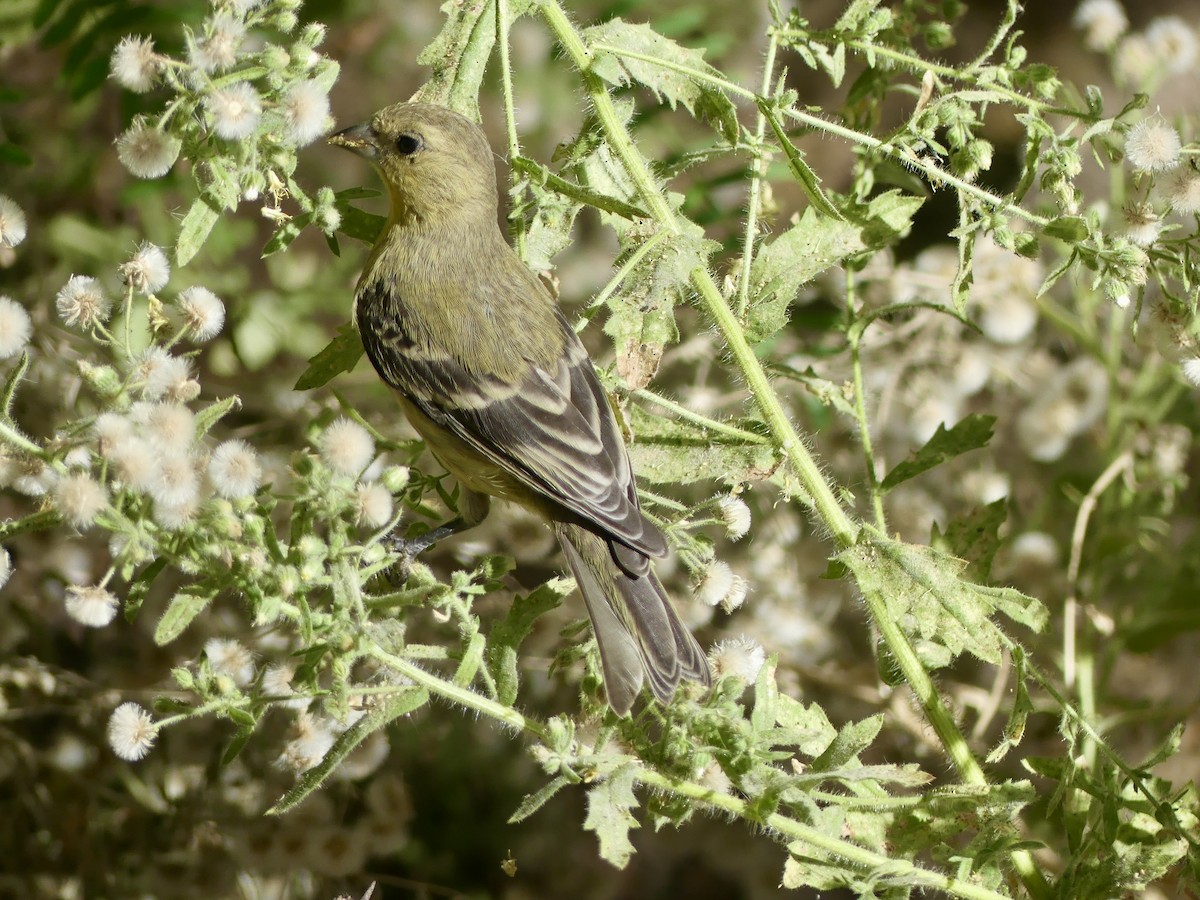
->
<box><xmin>329</xmin><ymin>102</ymin><xmax>709</xmax><ymax>714</ymax></box>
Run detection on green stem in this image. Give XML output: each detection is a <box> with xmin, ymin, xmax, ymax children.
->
<box><xmin>0</xmin><ymin>417</ymin><xmax>45</xmax><ymax>458</ymax></box>
<box><xmin>635</xmin><ymin>768</ymin><xmax>1015</xmax><ymax>900</ymax></box>
<box><xmin>632</xmin><ymin>388</ymin><xmax>771</xmax><ymax>444</ymax></box>
<box><xmin>845</xmin><ymin>275</ymin><xmax>887</xmax><ymax>532</ymax></box>
<box><xmin>736</xmin><ymin>30</ymin><xmax>779</xmax><ymax>318</ymax></box>
<box><xmin>0</xmin><ymin>509</ymin><xmax>61</xmax><ymax>541</ymax></box>
<box><xmin>496</xmin><ymin>0</ymin><xmax>527</xmax><ymax>257</ymax></box>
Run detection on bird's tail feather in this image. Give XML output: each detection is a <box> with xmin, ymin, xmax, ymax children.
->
<box><xmin>556</xmin><ymin>523</ymin><xmax>709</xmax><ymax>715</ymax></box>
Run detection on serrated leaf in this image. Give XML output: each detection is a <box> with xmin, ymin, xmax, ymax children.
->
<box><xmin>295</xmin><ymin>324</ymin><xmax>365</xmax><ymax>391</ymax></box>
<box><xmin>746</xmin><ymin>208</ymin><xmax>865</xmax><ymax>343</ymax></box>
<box><xmin>583</xmin><ymin>764</ymin><xmax>640</xmax><ymax>869</ymax></box>
<box><xmin>268</xmin><ymin>687</ymin><xmax>429</xmax><ymax>814</ymax></box>
<box><xmin>154</xmin><ymin>592</ymin><xmax>212</xmax><ymax>646</ymax></box>
<box><xmin>881</xmin><ymin>414</ymin><xmax>995</xmax><ymax>491</ymax></box>
<box><xmin>411</xmin><ymin>0</ymin><xmax>514</xmax><ymax>120</ymax></box>
<box><xmin>509</xmin><ymin>774</ymin><xmax>573</xmax><ymax>824</ymax></box>
<box><xmin>839</xmin><ymin>529</ymin><xmax>1048</xmax><ymax>668</ymax></box>
<box><xmin>585</xmin><ymin>18</ymin><xmax>739</xmax><ymax>141</ymax></box>
<box><xmin>624</xmin><ymin>403</ymin><xmax>776</xmax><ymax>486</ymax></box>
<box><xmin>602</xmin><ymin>221</ymin><xmax>716</xmax><ymax>388</ymax></box>
<box><xmin>810</xmin><ymin>714</ymin><xmax>883</xmax><ymax>772</ymax></box>
<box><xmin>176</xmin><ymin>196</ymin><xmax>220</xmax><ymax>266</ymax></box>
<box><xmin>193</xmin><ymin>395</ymin><xmax>241</xmax><ymax>440</ymax></box>
<box><xmin>932</xmin><ymin>498</ymin><xmax>1007</xmax><ymax>581</ymax></box>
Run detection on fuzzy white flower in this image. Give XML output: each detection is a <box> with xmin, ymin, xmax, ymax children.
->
<box><xmin>188</xmin><ymin>13</ymin><xmax>244</xmax><ymax>72</ymax></box>
<box><xmin>1166</xmin><ymin>169</ymin><xmax>1200</xmax><ymax>215</ymax></box>
<box><xmin>0</xmin><ymin>195</ymin><xmax>27</xmax><ymax>248</ymax></box>
<box><xmin>262</xmin><ymin>663</ymin><xmax>306</xmax><ymax>710</ymax></box>
<box><xmin>206</xmin><ymin>83</ymin><xmax>262</xmax><ymax>140</ymax></box>
<box><xmin>1181</xmin><ymin>357</ymin><xmax>1200</xmax><ymax>387</ymax></box>
<box><xmin>120</xmin><ymin>242</ymin><xmax>170</xmax><ymax>294</ymax></box>
<box><xmin>355</xmin><ymin>482</ymin><xmax>393</xmax><ymax>528</ymax></box>
<box><xmin>695</xmin><ymin>560</ymin><xmax>735</xmax><ymax>607</ymax></box>
<box><xmin>110</xmin><ymin>35</ymin><xmax>159</xmax><ymax>92</ymax></box>
<box><xmin>150</xmin><ymin>454</ymin><xmax>200</xmax><ymax>508</ymax></box>
<box><xmin>136</xmin><ymin>347</ymin><xmax>192</xmax><ymax>400</ymax></box>
<box><xmin>710</xmin><ymin>636</ymin><xmax>766</xmax><ymax>683</ymax></box>
<box><xmin>153</xmin><ymin>496</ymin><xmax>199</xmax><ymax>531</ymax></box>
<box><xmin>1017</xmin><ymin>358</ymin><xmax>1108</xmax><ymax>462</ymax></box>
<box><xmin>319</xmin><ymin>417</ymin><xmax>375</xmax><ymax>476</ymax></box>
<box><xmin>56</xmin><ymin>275</ymin><xmax>111</xmax><ymax>329</ymax></box>
<box><xmin>281</xmin><ymin>711</ymin><xmax>337</xmax><ymax>773</ymax></box>
<box><xmin>1007</xmin><ymin>531</ymin><xmax>1060</xmax><ymax>571</ymax></box>
<box><xmin>177</xmin><ymin>286</ymin><xmax>226</xmax><ymax>341</ymax></box>
<box><xmin>953</xmin><ymin>350</ymin><xmax>992</xmax><ymax>396</ymax></box>
<box><xmin>206</xmin><ymin>637</ymin><xmax>255</xmax><ymax>686</ymax></box>
<box><xmin>1073</xmin><ymin>0</ymin><xmax>1128</xmax><ymax>51</ymax></box>
<box><xmin>721</xmin><ymin>575</ymin><xmax>749</xmax><ymax>613</ymax></box>
<box><xmin>0</xmin><ymin>547</ymin><xmax>11</xmax><ymax>591</ymax></box>
<box><xmin>716</xmin><ymin>495</ymin><xmax>751</xmax><ymax>540</ymax></box>
<box><xmin>1125</xmin><ymin>119</ymin><xmax>1181</xmax><ymax>173</ymax></box>
<box><xmin>94</xmin><ymin>413</ymin><xmax>135</xmax><ymax>459</ymax></box>
<box><xmin>909</xmin><ymin>390</ymin><xmax>962</xmax><ymax>446</ymax></box>
<box><xmin>136</xmin><ymin>402</ymin><xmax>196</xmax><ymax>451</ymax></box>
<box><xmin>1146</xmin><ymin>16</ymin><xmax>1198</xmax><ymax>75</ymax></box>
<box><xmin>110</xmin><ymin>438</ymin><xmax>159</xmax><ymax>493</ymax></box>
<box><xmin>0</xmin><ymin>296</ymin><xmax>31</xmax><ymax>358</ymax></box>
<box><xmin>208</xmin><ymin>439</ymin><xmax>262</xmax><ymax>498</ymax></box>
<box><xmin>1114</xmin><ymin>34</ymin><xmax>1155</xmax><ymax>85</ymax></box>
<box><xmin>115</xmin><ymin>123</ymin><xmax>180</xmax><ymax>179</ymax></box>
<box><xmin>65</xmin><ymin>584</ymin><xmax>119</xmax><ymax>627</ymax></box>
<box><xmin>280</xmin><ymin>80</ymin><xmax>331</xmax><ymax>147</ymax></box>
<box><xmin>54</xmin><ymin>473</ymin><xmax>107</xmax><ymax>529</ymax></box>
<box><xmin>1123</xmin><ymin>203</ymin><xmax>1163</xmax><ymax>246</ymax></box>
<box><xmin>107</xmin><ymin>702</ymin><xmax>156</xmax><ymax>761</ymax></box>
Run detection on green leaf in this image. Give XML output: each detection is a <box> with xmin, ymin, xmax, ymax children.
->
<box><xmin>452</xmin><ymin>631</ymin><xmax>485</xmax><ymax>688</ymax></box>
<box><xmin>335</xmin><ymin>200</ymin><xmax>385</xmax><ymax>245</ymax></box>
<box><xmin>880</xmin><ymin>414</ymin><xmax>996</xmax><ymax>491</ymax></box>
<box><xmin>268</xmin><ymin>686</ymin><xmax>429</xmax><ymax>814</ymax></box>
<box><xmin>509</xmin><ymin>774</ymin><xmax>573</xmax><ymax>824</ymax></box>
<box><xmin>810</xmin><ymin>715</ymin><xmax>883</xmax><ymax>772</ymax></box>
<box><xmin>585</xmin><ymin>18</ymin><xmax>739</xmax><ymax>141</ymax></box>
<box><xmin>193</xmin><ymin>395</ymin><xmax>241</xmax><ymax>441</ymax></box>
<box><xmin>624</xmin><ymin>403</ymin><xmax>776</xmax><ymax>487</ymax></box>
<box><xmin>839</xmin><ymin>528</ymin><xmax>1048</xmax><ymax>668</ymax></box>
<box><xmin>758</xmin><ymin>100</ymin><xmax>844</xmax><ymax>221</ymax></box>
<box><xmin>1</xmin><ymin>351</ymin><xmax>30</xmax><ymax>420</ymax></box>
<box><xmin>412</xmin><ymin>0</ymin><xmax>504</xmax><ymax>121</ymax></box>
<box><xmin>932</xmin><ymin>498</ymin><xmax>1008</xmax><ymax>581</ymax></box>
<box><xmin>487</xmin><ymin>579</ymin><xmax>569</xmax><ymax>706</ymax></box>
<box><xmin>221</xmin><ymin>723</ymin><xmax>256</xmax><ymax>766</ymax></box>
<box><xmin>745</xmin><ymin>208</ymin><xmax>864</xmax><ymax>343</ymax></box>
<box><xmin>1043</xmin><ymin>215</ymin><xmax>1090</xmax><ymax>242</ymax></box>
<box><xmin>176</xmin><ymin>195</ymin><xmax>221</xmax><ymax>267</ymax></box>
<box><xmin>154</xmin><ymin>592</ymin><xmax>212</xmax><ymax>646</ymax></box>
<box><xmin>583</xmin><ymin>764</ymin><xmax>640</xmax><ymax>869</ymax></box>
<box><xmin>294</xmin><ymin>324</ymin><xmax>365</xmax><ymax>391</ymax></box>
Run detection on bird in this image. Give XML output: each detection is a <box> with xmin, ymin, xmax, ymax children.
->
<box><xmin>328</xmin><ymin>101</ymin><xmax>710</xmax><ymax>714</ymax></box>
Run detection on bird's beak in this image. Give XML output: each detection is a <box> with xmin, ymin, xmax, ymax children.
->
<box><xmin>327</xmin><ymin>122</ymin><xmax>379</xmax><ymax>159</ymax></box>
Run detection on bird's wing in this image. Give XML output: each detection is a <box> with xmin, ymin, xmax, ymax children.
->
<box><xmin>361</xmin><ymin>309</ymin><xmax>667</xmax><ymax>563</ymax></box>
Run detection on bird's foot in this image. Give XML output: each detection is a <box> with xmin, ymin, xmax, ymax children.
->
<box><xmin>383</xmin><ymin>519</ymin><xmax>465</xmax><ymax>584</ymax></box>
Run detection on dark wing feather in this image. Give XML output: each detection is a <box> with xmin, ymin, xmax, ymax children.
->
<box><xmin>360</xmin><ymin>303</ymin><xmax>667</xmax><ymax>561</ymax></box>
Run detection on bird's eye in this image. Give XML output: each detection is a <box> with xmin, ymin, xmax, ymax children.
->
<box><xmin>395</xmin><ymin>134</ymin><xmax>423</xmax><ymax>156</ymax></box>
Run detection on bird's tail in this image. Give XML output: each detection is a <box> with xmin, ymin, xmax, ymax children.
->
<box><xmin>555</xmin><ymin>522</ymin><xmax>710</xmax><ymax>715</ymax></box>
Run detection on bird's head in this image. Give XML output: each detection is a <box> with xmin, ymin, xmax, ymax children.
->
<box><xmin>328</xmin><ymin>101</ymin><xmax>498</xmax><ymax>224</ymax></box>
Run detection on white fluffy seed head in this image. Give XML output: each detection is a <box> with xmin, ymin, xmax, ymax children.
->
<box><xmin>205</xmin><ymin>637</ymin><xmax>255</xmax><ymax>686</ymax></box>
<box><xmin>1181</xmin><ymin>357</ymin><xmax>1200</xmax><ymax>387</ymax></box>
<box><xmin>0</xmin><ymin>547</ymin><xmax>11</xmax><ymax>590</ymax></box>
<box><xmin>206</xmin><ymin>83</ymin><xmax>262</xmax><ymax>140</ymax></box>
<box><xmin>1125</xmin><ymin>118</ymin><xmax>1182</xmax><ymax>173</ymax></box>
<box><xmin>56</xmin><ymin>275</ymin><xmax>111</xmax><ymax>329</ymax></box>
<box><xmin>115</xmin><ymin>123</ymin><xmax>180</xmax><ymax>179</ymax></box>
<box><xmin>209</xmin><ymin>439</ymin><xmax>262</xmax><ymax>499</ymax></box>
<box><xmin>0</xmin><ymin>195</ymin><xmax>27</xmax><ymax>248</ymax></box>
<box><xmin>716</xmin><ymin>495</ymin><xmax>751</xmax><ymax>540</ymax></box>
<box><xmin>1146</xmin><ymin>15</ymin><xmax>1199</xmax><ymax>75</ymax></box>
<box><xmin>0</xmin><ymin>295</ymin><xmax>31</xmax><ymax>358</ymax></box>
<box><xmin>110</xmin><ymin>35</ymin><xmax>159</xmax><ymax>92</ymax></box>
<box><xmin>188</xmin><ymin>14</ymin><xmax>244</xmax><ymax>72</ymax></box>
<box><xmin>137</xmin><ymin>402</ymin><xmax>196</xmax><ymax>451</ymax></box>
<box><xmin>110</xmin><ymin>437</ymin><xmax>159</xmax><ymax>492</ymax></box>
<box><xmin>1167</xmin><ymin>169</ymin><xmax>1200</xmax><ymax>215</ymax></box>
<box><xmin>136</xmin><ymin>347</ymin><xmax>192</xmax><ymax>400</ymax></box>
<box><xmin>281</xmin><ymin>80</ymin><xmax>331</xmax><ymax>147</ymax></box>
<box><xmin>709</xmin><ymin>636</ymin><xmax>766</xmax><ymax>683</ymax></box>
<box><xmin>150</xmin><ymin>454</ymin><xmax>200</xmax><ymax>508</ymax></box>
<box><xmin>94</xmin><ymin>413</ymin><xmax>135</xmax><ymax>459</ymax></box>
<box><xmin>319</xmin><ymin>417</ymin><xmax>375</xmax><ymax>476</ymax></box>
<box><xmin>65</xmin><ymin>584</ymin><xmax>119</xmax><ymax>627</ymax></box>
<box><xmin>356</xmin><ymin>482</ymin><xmax>394</xmax><ymax>528</ymax></box>
<box><xmin>107</xmin><ymin>702</ymin><xmax>156</xmax><ymax>761</ymax></box>
<box><xmin>1073</xmin><ymin>0</ymin><xmax>1128</xmax><ymax>51</ymax></box>
<box><xmin>120</xmin><ymin>241</ymin><xmax>170</xmax><ymax>295</ymax></box>
<box><xmin>695</xmin><ymin>560</ymin><xmax>735</xmax><ymax>607</ymax></box>
<box><xmin>1123</xmin><ymin>203</ymin><xmax>1163</xmax><ymax>246</ymax></box>
<box><xmin>54</xmin><ymin>472</ymin><xmax>107</xmax><ymax>529</ymax></box>
<box><xmin>721</xmin><ymin>575</ymin><xmax>749</xmax><ymax>613</ymax></box>
<box><xmin>177</xmin><ymin>286</ymin><xmax>226</xmax><ymax>342</ymax></box>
